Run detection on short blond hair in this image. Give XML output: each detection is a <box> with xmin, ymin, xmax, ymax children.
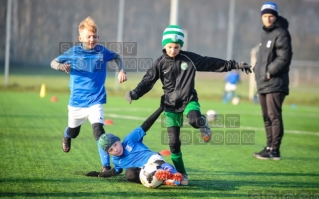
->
<box><xmin>78</xmin><ymin>16</ymin><xmax>97</xmax><ymax>34</ymax></box>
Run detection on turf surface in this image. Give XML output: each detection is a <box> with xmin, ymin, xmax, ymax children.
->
<box><xmin>0</xmin><ymin>91</ymin><xmax>318</xmax><ymax>199</ymax></box>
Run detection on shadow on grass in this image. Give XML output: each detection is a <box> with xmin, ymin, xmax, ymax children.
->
<box><xmin>2</xmin><ymin>172</ymin><xmax>318</xmax><ymax>198</ymax></box>
<box><xmin>214</xmin><ymin>171</ymin><xmax>319</xmax><ymax>177</ymax></box>
<box><xmin>0</xmin><ymin>191</ymin><xmax>249</xmax><ymax>198</ymax></box>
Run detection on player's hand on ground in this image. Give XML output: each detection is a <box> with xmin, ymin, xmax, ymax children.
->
<box><xmin>59</xmin><ymin>63</ymin><xmax>70</xmax><ymax>73</ymax></box>
<box><xmin>98</xmin><ymin>168</ymin><xmax>117</xmax><ymax>177</ymax></box>
<box><xmin>118</xmin><ymin>70</ymin><xmax>127</xmax><ymax>83</ymax></box>
<box><xmin>236</xmin><ymin>62</ymin><xmax>252</xmax><ymax>74</ymax></box>
<box><xmin>85</xmin><ymin>171</ymin><xmax>100</xmax><ymax>177</ymax></box>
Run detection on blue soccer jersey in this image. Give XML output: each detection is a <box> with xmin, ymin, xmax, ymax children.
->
<box><xmin>226</xmin><ymin>71</ymin><xmax>240</xmax><ymax>85</ymax></box>
<box><xmin>112</xmin><ymin>127</ymin><xmax>158</xmax><ymax>171</ymax></box>
<box><xmin>56</xmin><ymin>43</ymin><xmax>115</xmax><ymax>107</ymax></box>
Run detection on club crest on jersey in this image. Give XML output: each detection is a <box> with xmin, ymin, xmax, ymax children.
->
<box><xmin>181</xmin><ymin>62</ymin><xmax>188</xmax><ymax>70</ymax></box>
<box><xmin>125</xmin><ymin>144</ymin><xmax>132</xmax><ymax>152</ymax></box>
<box><xmin>98</xmin><ymin>53</ymin><xmax>103</xmax><ymax>61</ymax></box>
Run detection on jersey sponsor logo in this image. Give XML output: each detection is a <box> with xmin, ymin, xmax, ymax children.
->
<box><xmin>125</xmin><ymin>144</ymin><xmax>132</xmax><ymax>152</ymax></box>
<box><xmin>181</xmin><ymin>62</ymin><xmax>188</xmax><ymax>70</ymax></box>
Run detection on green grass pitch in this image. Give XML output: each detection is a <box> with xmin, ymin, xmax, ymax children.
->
<box><xmin>0</xmin><ymin>71</ymin><xmax>318</xmax><ymax>198</ymax></box>
<box><xmin>0</xmin><ymin>91</ymin><xmax>318</xmax><ymax>199</ymax></box>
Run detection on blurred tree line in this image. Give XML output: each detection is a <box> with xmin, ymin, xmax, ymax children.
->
<box><xmin>0</xmin><ymin>0</ymin><xmax>318</xmax><ymax>67</ymax></box>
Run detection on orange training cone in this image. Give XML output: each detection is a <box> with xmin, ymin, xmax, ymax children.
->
<box><xmin>104</xmin><ymin>119</ymin><xmax>113</xmax><ymax>125</ymax></box>
<box><xmin>160</xmin><ymin>150</ymin><xmax>171</xmax><ymax>156</ymax></box>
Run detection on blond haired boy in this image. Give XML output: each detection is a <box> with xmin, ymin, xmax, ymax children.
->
<box><xmin>50</xmin><ymin>17</ymin><xmax>127</xmax><ymax>172</ymax></box>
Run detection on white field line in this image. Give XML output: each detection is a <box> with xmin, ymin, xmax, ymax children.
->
<box><xmin>105</xmin><ymin>113</ymin><xmax>319</xmax><ymax>136</ymax></box>
<box><xmin>106</xmin><ymin>108</ymin><xmax>319</xmax><ymax>118</ymax></box>
<box><xmin>237</xmin><ymin>126</ymin><xmax>319</xmax><ymax>136</ymax></box>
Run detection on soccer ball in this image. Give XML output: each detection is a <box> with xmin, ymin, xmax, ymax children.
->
<box><xmin>139</xmin><ymin>162</ymin><xmax>163</xmax><ymax>188</ymax></box>
<box><xmin>232</xmin><ymin>97</ymin><xmax>240</xmax><ymax>105</ymax></box>
<box><xmin>206</xmin><ymin>110</ymin><xmax>217</xmax><ymax>122</ymax></box>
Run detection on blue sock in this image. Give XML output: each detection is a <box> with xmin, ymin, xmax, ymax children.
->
<box><xmin>64</xmin><ymin>127</ymin><xmax>71</xmax><ymax>138</ymax></box>
<box><xmin>161</xmin><ymin>163</ymin><xmax>178</xmax><ymax>174</ymax></box>
<box><xmin>97</xmin><ymin>141</ymin><xmax>110</xmax><ymax>167</ymax></box>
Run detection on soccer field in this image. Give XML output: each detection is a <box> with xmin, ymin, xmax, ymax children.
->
<box><xmin>0</xmin><ymin>90</ymin><xmax>318</xmax><ymax>198</ymax></box>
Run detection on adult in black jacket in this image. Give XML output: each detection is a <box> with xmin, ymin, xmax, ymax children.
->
<box><xmin>253</xmin><ymin>2</ymin><xmax>292</xmax><ymax>160</ymax></box>
<box><xmin>125</xmin><ymin>25</ymin><xmax>252</xmax><ymax>182</ymax></box>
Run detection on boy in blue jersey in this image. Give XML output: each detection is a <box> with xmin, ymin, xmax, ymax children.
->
<box><xmin>50</xmin><ymin>17</ymin><xmax>127</xmax><ymax>172</ymax></box>
<box><xmin>222</xmin><ymin>70</ymin><xmax>240</xmax><ymax>103</ymax></box>
<box><xmin>86</xmin><ymin>103</ymin><xmax>187</xmax><ymax>186</ymax></box>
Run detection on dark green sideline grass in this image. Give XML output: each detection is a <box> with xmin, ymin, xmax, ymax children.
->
<box><xmin>0</xmin><ymin>91</ymin><xmax>318</xmax><ymax>199</ymax></box>
<box><xmin>1</xmin><ymin>65</ymin><xmax>319</xmax><ymax>105</ymax></box>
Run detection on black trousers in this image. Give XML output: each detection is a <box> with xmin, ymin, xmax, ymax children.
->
<box><xmin>125</xmin><ymin>167</ymin><xmax>141</xmax><ymax>183</ymax></box>
<box><xmin>259</xmin><ymin>92</ymin><xmax>286</xmax><ymax>150</ymax></box>
<box><xmin>124</xmin><ymin>160</ymin><xmax>165</xmax><ymax>183</ymax></box>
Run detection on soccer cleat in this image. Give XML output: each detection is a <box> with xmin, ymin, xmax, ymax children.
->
<box><xmin>180</xmin><ymin>174</ymin><xmax>188</xmax><ymax>186</ymax></box>
<box><xmin>155</xmin><ymin>170</ymin><xmax>183</xmax><ymax>181</ymax></box>
<box><xmin>199</xmin><ymin>115</ymin><xmax>212</xmax><ymax>142</ymax></box>
<box><xmin>269</xmin><ymin>149</ymin><xmax>281</xmax><ymax>160</ymax></box>
<box><xmin>155</xmin><ymin>170</ymin><xmax>184</xmax><ymax>186</ymax></box>
<box><xmin>253</xmin><ymin>147</ymin><xmax>271</xmax><ymax>160</ymax></box>
<box><xmin>200</xmin><ymin>127</ymin><xmax>212</xmax><ymax>142</ymax></box>
<box><xmin>253</xmin><ymin>147</ymin><xmax>281</xmax><ymax>160</ymax></box>
<box><xmin>199</xmin><ymin>115</ymin><xmax>212</xmax><ymax>143</ymax></box>
<box><xmin>62</xmin><ymin>135</ymin><xmax>71</xmax><ymax>153</ymax></box>
<box><xmin>253</xmin><ymin>147</ymin><xmax>269</xmax><ymax>156</ymax></box>
<box><xmin>171</xmin><ymin>173</ymin><xmax>183</xmax><ymax>182</ymax></box>
<box><xmin>163</xmin><ymin>179</ymin><xmax>181</xmax><ymax>186</ymax></box>
<box><xmin>154</xmin><ymin>170</ymin><xmax>172</xmax><ymax>180</ymax></box>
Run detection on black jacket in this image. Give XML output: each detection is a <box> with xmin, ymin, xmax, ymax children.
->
<box><xmin>254</xmin><ymin>16</ymin><xmax>293</xmax><ymax>95</ymax></box>
<box><xmin>133</xmin><ymin>50</ymin><xmax>236</xmax><ymax>112</ymax></box>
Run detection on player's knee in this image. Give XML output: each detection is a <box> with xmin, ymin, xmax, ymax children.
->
<box><xmin>125</xmin><ymin>168</ymin><xmax>141</xmax><ymax>183</ymax></box>
<box><xmin>67</xmin><ymin>126</ymin><xmax>81</xmax><ymax>138</ymax></box>
<box><xmin>262</xmin><ymin>115</ymin><xmax>270</xmax><ymax>123</ymax></box>
<box><xmin>188</xmin><ymin>117</ymin><xmax>198</xmax><ymax>128</ymax></box>
<box><xmin>187</xmin><ymin>110</ymin><xmax>203</xmax><ymax>128</ymax></box>
<box><xmin>92</xmin><ymin>123</ymin><xmax>105</xmax><ymax>140</ymax></box>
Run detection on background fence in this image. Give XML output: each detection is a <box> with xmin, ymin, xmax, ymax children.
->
<box><xmin>1</xmin><ymin>0</ymin><xmax>319</xmax><ymax>94</ymax></box>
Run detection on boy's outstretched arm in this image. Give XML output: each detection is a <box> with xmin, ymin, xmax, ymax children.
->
<box><xmin>236</xmin><ymin>62</ymin><xmax>252</xmax><ymax>74</ymax></box>
<box><xmin>86</xmin><ymin>168</ymin><xmax>117</xmax><ymax>178</ymax></box>
<box><xmin>188</xmin><ymin>52</ymin><xmax>252</xmax><ymax>74</ymax></box>
<box><xmin>140</xmin><ymin>96</ymin><xmax>164</xmax><ymax>133</ymax></box>
<box><xmin>86</xmin><ymin>167</ymin><xmax>123</xmax><ymax>178</ymax></box>
<box><xmin>50</xmin><ymin>59</ymin><xmax>70</xmax><ymax>73</ymax></box>
<box><xmin>113</xmin><ymin>53</ymin><xmax>127</xmax><ymax>83</ymax></box>
<box><xmin>124</xmin><ymin>63</ymin><xmax>159</xmax><ymax>104</ymax></box>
